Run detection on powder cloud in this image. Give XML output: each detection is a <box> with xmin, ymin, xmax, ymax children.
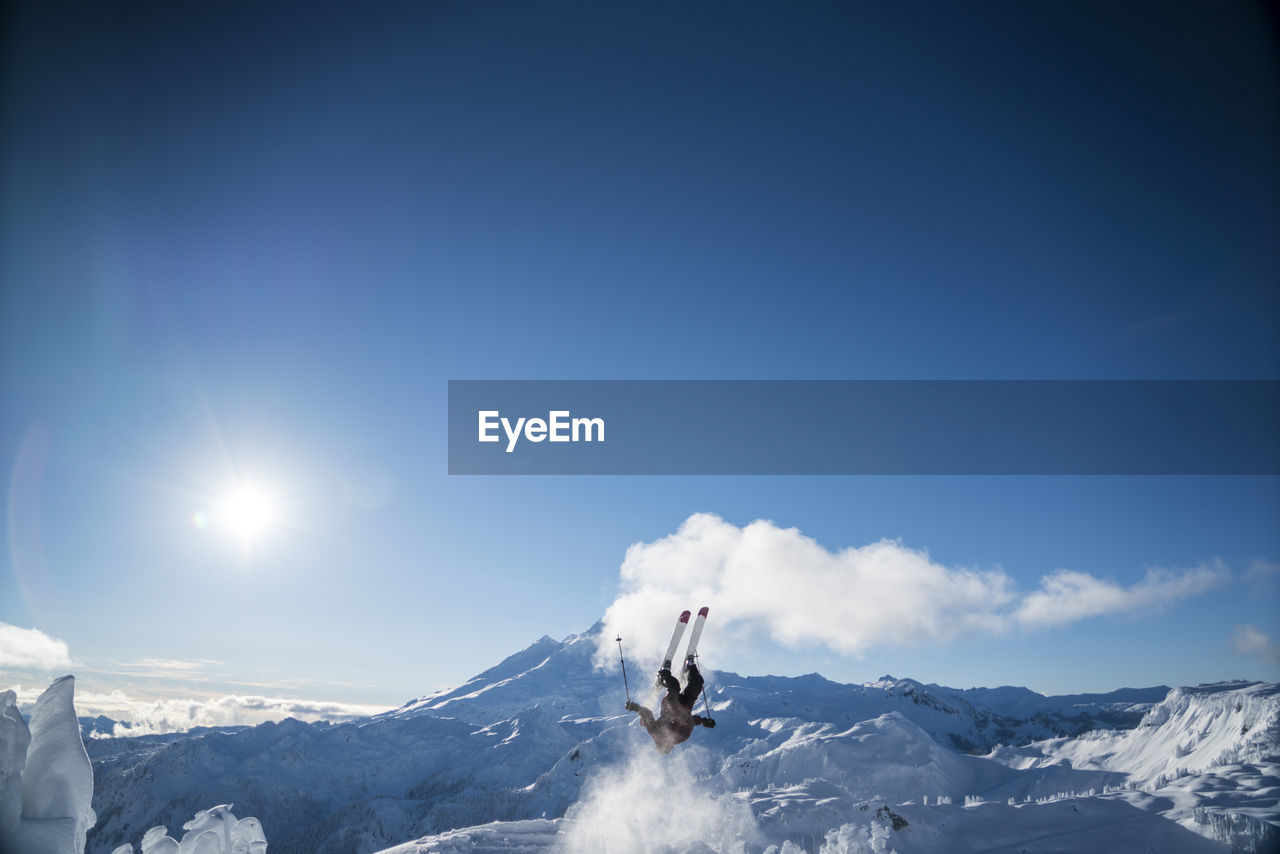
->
<box><xmin>560</xmin><ymin>747</ymin><xmax>759</xmax><ymax>854</ymax></box>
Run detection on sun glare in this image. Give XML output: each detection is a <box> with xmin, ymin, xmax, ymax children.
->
<box><xmin>214</xmin><ymin>480</ymin><xmax>281</xmax><ymax>548</ymax></box>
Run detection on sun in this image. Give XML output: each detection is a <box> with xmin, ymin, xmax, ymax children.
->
<box><xmin>214</xmin><ymin>480</ymin><xmax>281</xmax><ymax>548</ymax></box>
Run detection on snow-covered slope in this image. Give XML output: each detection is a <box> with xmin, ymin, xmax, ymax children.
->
<box><xmin>1025</xmin><ymin>681</ymin><xmax>1280</xmax><ymax>787</ymax></box>
<box><xmin>85</xmin><ymin>626</ymin><xmax>1279</xmax><ymax>854</ymax></box>
<box><xmin>722</xmin><ymin>711</ymin><xmax>1014</xmax><ymax>804</ymax></box>
<box><xmin>386</xmin><ymin>627</ymin><xmax>614</xmax><ymax>724</ymax></box>
<box><xmin>985</xmin><ymin>680</ymin><xmax>1280</xmax><ymax>851</ymax></box>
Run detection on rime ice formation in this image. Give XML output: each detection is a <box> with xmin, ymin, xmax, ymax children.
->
<box><xmin>1</xmin><ymin>688</ymin><xmax>32</xmax><ymax>843</ymax></box>
<box><xmin>109</xmin><ymin>804</ymin><xmax>267</xmax><ymax>854</ymax></box>
<box><xmin>0</xmin><ymin>675</ymin><xmax>96</xmax><ymax>854</ymax></box>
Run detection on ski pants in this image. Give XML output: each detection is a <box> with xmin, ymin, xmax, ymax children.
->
<box><xmin>660</xmin><ymin>663</ymin><xmax>703</xmax><ymax>708</ymax></box>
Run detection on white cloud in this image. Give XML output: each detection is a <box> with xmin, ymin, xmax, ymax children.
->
<box><xmin>93</xmin><ymin>658</ymin><xmax>222</xmax><ymax>680</ymax></box>
<box><xmin>129</xmin><ymin>658</ymin><xmax>217</xmax><ymax>672</ymax></box>
<box><xmin>65</xmin><ymin>689</ymin><xmax>391</xmax><ymax>736</ymax></box>
<box><xmin>1014</xmin><ymin>562</ymin><xmax>1230</xmax><ymax>628</ymax></box>
<box><xmin>597</xmin><ymin>513</ymin><xmax>1015</xmax><ymax>668</ymax></box>
<box><xmin>1245</xmin><ymin>559</ymin><xmax>1280</xmax><ymax>581</ymax></box>
<box><xmin>2</xmin><ymin>681</ymin><xmax>391</xmax><ymax>736</ymax></box>
<box><xmin>1233</xmin><ymin>624</ymin><xmax>1280</xmax><ymax>664</ymax></box>
<box><xmin>595</xmin><ymin>514</ymin><xmax>1231</xmax><ymax>669</ymax></box>
<box><xmin>0</xmin><ymin>622</ymin><xmax>72</xmax><ymax>669</ymax></box>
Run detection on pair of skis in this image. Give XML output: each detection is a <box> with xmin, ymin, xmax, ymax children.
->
<box><xmin>645</xmin><ymin>606</ymin><xmax>709</xmax><ymax>708</ymax></box>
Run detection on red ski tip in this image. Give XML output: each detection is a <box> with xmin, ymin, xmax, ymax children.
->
<box><xmin>697</xmin><ymin>606</ymin><xmax>709</xmax><ymax>617</ymax></box>
<box><xmin>679</xmin><ymin>610</ymin><xmax>691</xmax><ymax>623</ymax></box>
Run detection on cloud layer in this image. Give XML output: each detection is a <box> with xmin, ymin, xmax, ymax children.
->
<box><xmin>103</xmin><ymin>694</ymin><xmax>390</xmax><ymax>736</ymax></box>
<box><xmin>596</xmin><ymin>513</ymin><xmax>1229</xmax><ymax>669</ymax></box>
<box><xmin>0</xmin><ymin>621</ymin><xmax>71</xmax><ymax>669</ymax></box>
<box><xmin>21</xmin><ymin>686</ymin><xmax>390</xmax><ymax>736</ymax></box>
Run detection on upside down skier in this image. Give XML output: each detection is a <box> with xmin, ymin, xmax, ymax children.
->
<box><xmin>626</xmin><ymin>660</ymin><xmax>715</xmax><ymax>753</ymax></box>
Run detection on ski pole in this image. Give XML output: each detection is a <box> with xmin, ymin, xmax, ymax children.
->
<box><xmin>695</xmin><ymin>652</ymin><xmax>714</xmax><ymax>723</ymax></box>
<box><xmin>616</xmin><ymin>635</ymin><xmax>632</xmax><ymax>703</ymax></box>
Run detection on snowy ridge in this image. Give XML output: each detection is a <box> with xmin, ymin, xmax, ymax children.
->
<box><xmin>709</xmin><ymin>671</ymin><xmax>1160</xmax><ymax>754</ymax></box>
<box><xmin>84</xmin><ymin>626</ymin><xmax>1280</xmax><ymax>854</ymax></box>
<box><xmin>1006</xmin><ymin>680</ymin><xmax>1280</xmax><ymax>789</ymax></box>
<box><xmin>722</xmin><ymin>712</ymin><xmax>1014</xmax><ymax>805</ymax></box>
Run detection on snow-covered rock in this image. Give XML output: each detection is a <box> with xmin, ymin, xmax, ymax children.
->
<box><xmin>0</xmin><ymin>675</ymin><xmax>97</xmax><ymax>854</ymax></box>
<box><xmin>1</xmin><ymin>689</ymin><xmax>31</xmax><ymax>842</ymax></box>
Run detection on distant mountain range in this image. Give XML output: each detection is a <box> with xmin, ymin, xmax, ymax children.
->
<box><xmin>85</xmin><ymin>625</ymin><xmax>1279</xmax><ymax>854</ymax></box>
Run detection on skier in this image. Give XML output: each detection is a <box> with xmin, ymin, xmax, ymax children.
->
<box><xmin>625</xmin><ymin>661</ymin><xmax>715</xmax><ymax>753</ymax></box>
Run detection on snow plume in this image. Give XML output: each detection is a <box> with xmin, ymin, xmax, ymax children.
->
<box><xmin>560</xmin><ymin>747</ymin><xmax>758</xmax><ymax>854</ymax></box>
<box><xmin>595</xmin><ymin>514</ymin><xmax>1230</xmax><ymax>669</ymax></box>
<box><xmin>0</xmin><ymin>621</ymin><xmax>71</xmax><ymax>670</ymax></box>
<box><xmin>1014</xmin><ymin>562</ymin><xmax>1230</xmax><ymax>628</ymax></box>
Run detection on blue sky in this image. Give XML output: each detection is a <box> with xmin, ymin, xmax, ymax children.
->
<box><xmin>2</xmin><ymin>1</ymin><xmax>1278</xmax><ymax>726</ymax></box>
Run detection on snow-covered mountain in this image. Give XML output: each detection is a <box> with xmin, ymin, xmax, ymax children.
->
<box><xmin>84</xmin><ymin>626</ymin><xmax>1279</xmax><ymax>854</ymax></box>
